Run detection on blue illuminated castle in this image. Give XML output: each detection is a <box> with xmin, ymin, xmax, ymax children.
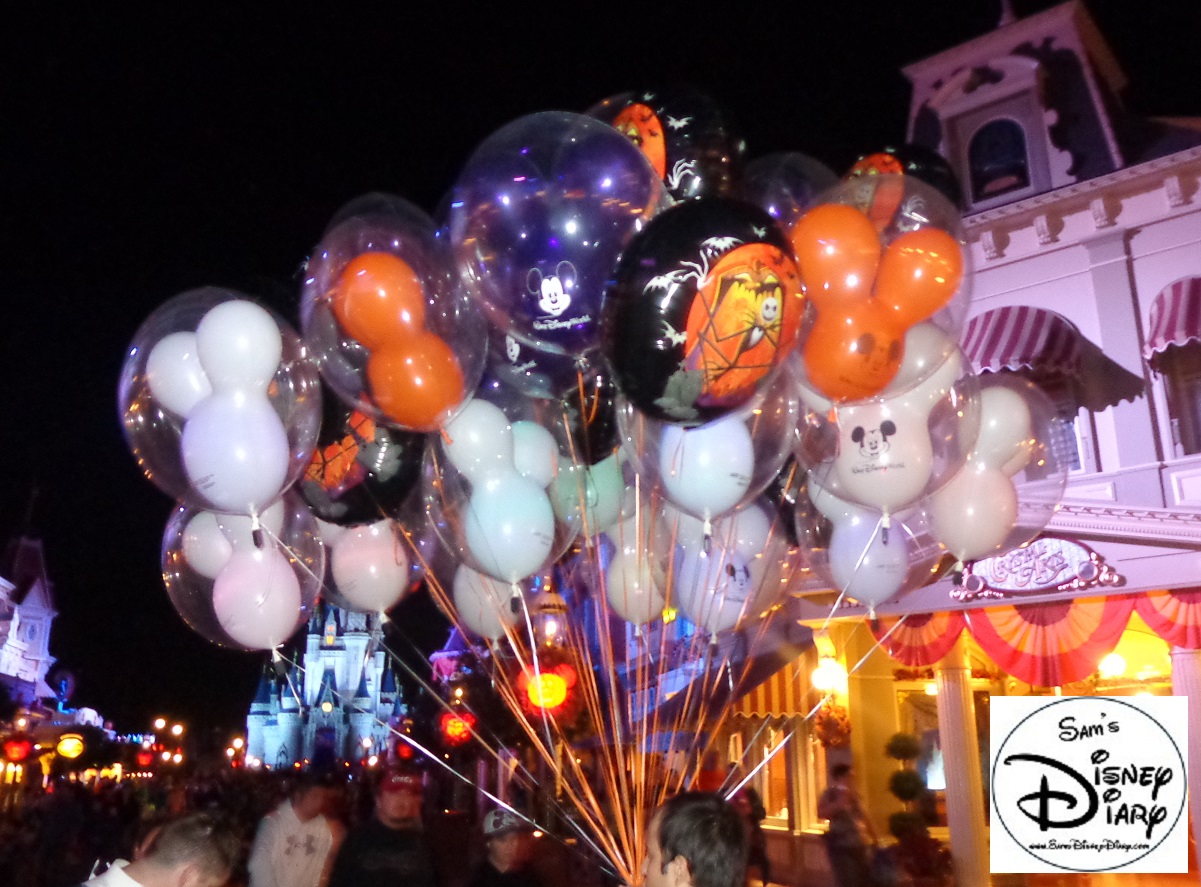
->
<box><xmin>245</xmin><ymin>604</ymin><xmax>407</xmax><ymax>769</ymax></box>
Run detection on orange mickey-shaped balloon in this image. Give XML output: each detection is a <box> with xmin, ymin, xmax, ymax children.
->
<box><xmin>367</xmin><ymin>331</ymin><xmax>465</xmax><ymax>431</ymax></box>
<box><xmin>789</xmin><ymin>204</ymin><xmax>881</xmax><ymax>309</ymax></box>
<box><xmin>875</xmin><ymin>227</ymin><xmax>964</xmax><ymax>329</ymax></box>
<box><xmin>331</xmin><ymin>252</ymin><xmax>427</xmax><ymax>349</ymax></box>
<box><xmin>802</xmin><ymin>299</ymin><xmax>906</xmax><ymax>402</ymax></box>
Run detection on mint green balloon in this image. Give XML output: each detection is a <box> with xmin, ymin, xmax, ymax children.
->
<box><xmin>550</xmin><ymin>455</ymin><xmax>624</xmax><ymax>537</ymax></box>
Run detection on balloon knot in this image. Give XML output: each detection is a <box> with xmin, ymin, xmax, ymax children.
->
<box><xmin>251</xmin><ymin>513</ymin><xmax>264</xmax><ymax>549</ymax></box>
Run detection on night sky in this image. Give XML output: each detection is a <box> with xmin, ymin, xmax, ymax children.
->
<box><xmin>2</xmin><ymin>1</ymin><xmax>1196</xmax><ymax>736</ymax></box>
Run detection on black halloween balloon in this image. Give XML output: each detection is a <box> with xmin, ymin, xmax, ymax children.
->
<box><xmin>298</xmin><ymin>386</ymin><xmax>426</xmax><ymax>526</ymax></box>
<box><xmin>588</xmin><ymin>86</ymin><xmax>744</xmax><ymax>202</ymax></box>
<box><xmin>843</xmin><ymin>143</ymin><xmax>963</xmax><ymax>231</ymax></box>
<box><xmin>602</xmin><ymin>197</ymin><xmax>805</xmax><ymax>426</ymax></box>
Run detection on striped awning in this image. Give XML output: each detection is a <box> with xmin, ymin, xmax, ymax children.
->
<box><xmin>1135</xmin><ymin>587</ymin><xmax>1201</xmax><ymax>649</ymax></box>
<box><xmin>733</xmin><ymin>663</ymin><xmax>803</xmax><ymax>718</ymax></box>
<box><xmin>1144</xmin><ymin>276</ymin><xmax>1201</xmax><ymax>368</ymax></box>
<box><xmin>961</xmin><ymin>306</ymin><xmax>1081</xmax><ymax>376</ymax></box>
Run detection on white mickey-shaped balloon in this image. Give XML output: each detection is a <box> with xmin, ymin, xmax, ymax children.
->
<box><xmin>827</xmin><ymin>508</ymin><xmax>910</xmax><ymax>611</ymax></box>
<box><xmin>181</xmin><ymin>300</ymin><xmax>291</xmax><ymax>514</ymax></box>
<box><xmin>512</xmin><ymin>420</ymin><xmax>560</xmax><ymax>487</ymax></box>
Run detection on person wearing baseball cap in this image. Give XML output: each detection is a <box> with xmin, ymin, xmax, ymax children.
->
<box><xmin>467</xmin><ymin>808</ymin><xmax>541</xmax><ymax>887</ymax></box>
<box><xmin>327</xmin><ymin>767</ymin><xmax>437</xmax><ymax>887</ymax></box>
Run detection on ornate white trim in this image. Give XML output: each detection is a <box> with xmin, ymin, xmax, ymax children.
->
<box><xmin>1047</xmin><ymin>501</ymin><xmax>1201</xmax><ymax>545</ymax></box>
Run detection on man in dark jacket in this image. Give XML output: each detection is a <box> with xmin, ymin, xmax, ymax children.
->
<box><xmin>467</xmin><ymin>808</ymin><xmax>541</xmax><ymax>887</ymax></box>
<box><xmin>327</xmin><ymin>767</ymin><xmax>437</xmax><ymax>887</ymax></box>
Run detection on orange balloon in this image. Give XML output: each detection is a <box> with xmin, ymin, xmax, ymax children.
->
<box><xmin>789</xmin><ymin>204</ymin><xmax>881</xmax><ymax>309</ymax></box>
<box><xmin>367</xmin><ymin>332</ymin><xmax>464</xmax><ymax>431</ymax></box>
<box><xmin>802</xmin><ymin>300</ymin><xmax>905</xmax><ymax>402</ymax></box>
<box><xmin>875</xmin><ymin>227</ymin><xmax>963</xmax><ymax>328</ymax></box>
<box><xmin>330</xmin><ymin>252</ymin><xmax>427</xmax><ymax>349</ymax></box>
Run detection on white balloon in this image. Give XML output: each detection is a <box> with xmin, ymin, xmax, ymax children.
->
<box><xmin>659</xmin><ymin>415</ymin><xmax>754</xmax><ymax>520</ymax></box>
<box><xmin>181</xmin><ymin>393</ymin><xmax>290</xmax><ymax>514</ymax></box>
<box><xmin>827</xmin><ymin>511</ymin><xmax>909</xmax><ymax>610</ymax></box>
<box><xmin>331</xmin><ymin>520</ymin><xmax>410</xmax><ymax>613</ymax></box>
<box><xmin>673</xmin><ymin>546</ymin><xmax>756</xmax><ymax>636</ymax></box>
<box><xmin>146</xmin><ymin>331</ymin><xmax>212</xmax><ymax>416</ymax></box>
<box><xmin>215</xmin><ymin>500</ymin><xmax>286</xmax><ymax>551</ymax></box>
<box><xmin>604</xmin><ymin>516</ymin><xmax>667</xmax><ymax>625</ymax></box>
<box><xmin>882</xmin><ymin>323</ymin><xmax>960</xmax><ymax>398</ymax></box>
<box><xmin>464</xmin><ymin>472</ymin><xmax>555</xmax><ymax>582</ymax></box>
<box><xmin>832</xmin><ymin>397</ymin><xmax>933</xmax><ymax>513</ymax></box>
<box><xmin>928</xmin><ymin>463</ymin><xmax>1018</xmax><ymax>562</ymax></box>
<box><xmin>443</xmin><ymin>399</ymin><xmax>515</xmax><ymax>481</ymax></box>
<box><xmin>212</xmin><ymin>547</ymin><xmax>303</xmax><ymax>649</ymax></box>
<box><xmin>974</xmin><ymin>385</ymin><xmax>1034</xmax><ymax>476</ymax></box>
<box><xmin>452</xmin><ymin>564</ymin><xmax>518</xmax><ymax>640</ymax></box>
<box><xmin>606</xmin><ymin>548</ymin><xmax>666</xmax><ymax>625</ymax></box>
<box><xmin>196</xmin><ymin>300</ymin><xmax>282</xmax><ymax>392</ymax></box>
<box><xmin>181</xmin><ymin>511</ymin><xmax>232</xmax><ymax>579</ymax></box>
<box><xmin>512</xmin><ymin>420</ymin><xmax>559</xmax><ymax>487</ymax></box>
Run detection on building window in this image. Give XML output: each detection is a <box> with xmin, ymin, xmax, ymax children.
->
<box><xmin>968</xmin><ymin>119</ymin><xmax>1030</xmax><ymax>202</ymax></box>
<box><xmin>1160</xmin><ymin>346</ymin><xmax>1201</xmax><ymax>457</ymax></box>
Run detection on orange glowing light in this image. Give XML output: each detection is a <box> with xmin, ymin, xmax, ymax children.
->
<box><xmin>439</xmin><ymin>711</ymin><xmax>476</xmax><ymax>746</ymax></box>
<box><xmin>526</xmin><ymin>673</ymin><xmax>568</xmax><ymax>710</ymax></box>
<box><xmin>56</xmin><ymin>734</ymin><xmax>85</xmax><ymax>759</ymax></box>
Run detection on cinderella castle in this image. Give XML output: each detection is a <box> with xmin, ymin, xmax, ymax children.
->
<box><xmin>245</xmin><ymin>604</ymin><xmax>408</xmax><ymax>769</ymax></box>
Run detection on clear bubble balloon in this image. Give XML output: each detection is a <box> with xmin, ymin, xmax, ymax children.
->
<box><xmin>789</xmin><ymin>176</ymin><xmax>972</xmax><ymax>403</ymax></box>
<box><xmin>448</xmin><ymin>111</ymin><xmax>669</xmax><ymax>358</ymax></box>
<box><xmin>162</xmin><ymin>493</ymin><xmax>323</xmax><ymax>650</ymax></box>
<box><xmin>299</xmin><ymin>192</ymin><xmax>487</xmax><ymax>432</ymax></box>
<box><xmin>925</xmin><ymin>375</ymin><xmax>1069</xmax><ymax>566</ymax></box>
<box><xmin>120</xmin><ymin>287</ymin><xmax>322</xmax><ymax>515</ymax></box>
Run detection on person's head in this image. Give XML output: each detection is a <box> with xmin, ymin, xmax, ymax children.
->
<box><xmin>125</xmin><ymin>812</ymin><xmax>240</xmax><ymax>887</ymax></box>
<box><xmin>292</xmin><ymin>770</ymin><xmax>342</xmax><ymax>822</ymax></box>
<box><xmin>375</xmin><ymin>768</ymin><xmax>424</xmax><ymax>829</ymax></box>
<box><xmin>830</xmin><ymin>763</ymin><xmax>853</xmax><ymax>785</ymax></box>
<box><xmin>642</xmin><ymin>792</ymin><xmax>746</xmax><ymax>887</ymax></box>
<box><xmin>482</xmin><ymin>808</ymin><xmax>532</xmax><ymax>873</ymax></box>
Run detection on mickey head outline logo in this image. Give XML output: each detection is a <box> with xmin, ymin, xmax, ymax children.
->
<box><xmin>528</xmin><ymin>261</ymin><xmax>578</xmax><ymax>317</ymax></box>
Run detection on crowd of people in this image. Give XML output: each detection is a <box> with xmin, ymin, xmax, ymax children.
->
<box><xmin>0</xmin><ymin>758</ymin><xmax>838</xmax><ymax>887</ymax></box>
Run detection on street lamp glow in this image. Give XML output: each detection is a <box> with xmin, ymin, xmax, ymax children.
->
<box><xmin>172</xmin><ymin>753</ymin><xmax>183</xmax><ymax>764</ymax></box>
<box><xmin>232</xmin><ymin>737</ymin><xmax>244</xmax><ymax>750</ymax></box>
<box><xmin>170</xmin><ymin>724</ymin><xmax>184</xmax><ymax>737</ymax></box>
<box><xmin>154</xmin><ymin>718</ymin><xmax>167</xmax><ymax>730</ymax></box>
<box><xmin>226</xmin><ymin>748</ymin><xmax>235</xmax><ymax>758</ymax></box>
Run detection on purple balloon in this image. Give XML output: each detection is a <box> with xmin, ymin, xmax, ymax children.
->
<box><xmin>448</xmin><ymin>111</ymin><xmax>668</xmax><ymax>358</ymax></box>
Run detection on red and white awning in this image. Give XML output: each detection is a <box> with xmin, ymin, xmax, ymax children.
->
<box><xmin>961</xmin><ymin>306</ymin><xmax>1081</xmax><ymax>376</ymax></box>
<box><xmin>1144</xmin><ymin>276</ymin><xmax>1201</xmax><ymax>368</ymax></box>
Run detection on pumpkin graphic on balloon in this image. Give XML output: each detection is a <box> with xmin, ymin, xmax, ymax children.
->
<box><xmin>603</xmin><ymin>198</ymin><xmax>806</xmax><ymax>425</ymax></box>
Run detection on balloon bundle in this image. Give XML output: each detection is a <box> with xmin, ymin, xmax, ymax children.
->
<box><xmin>118</xmin><ymin>87</ymin><xmax>1070</xmax><ymax>882</ymax></box>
